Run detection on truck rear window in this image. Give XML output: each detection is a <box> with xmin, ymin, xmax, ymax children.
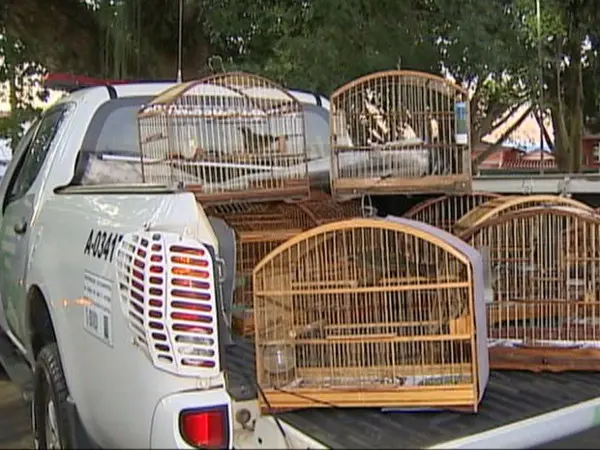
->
<box><xmin>74</xmin><ymin>96</ymin><xmax>330</xmax><ymax>186</ymax></box>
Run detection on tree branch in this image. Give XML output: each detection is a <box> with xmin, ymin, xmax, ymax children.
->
<box><xmin>473</xmin><ymin>104</ymin><xmax>533</xmax><ymax>168</ymax></box>
<box><xmin>533</xmin><ymin>109</ymin><xmax>554</xmax><ymax>151</ymax></box>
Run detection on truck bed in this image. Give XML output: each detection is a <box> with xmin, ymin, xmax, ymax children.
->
<box><xmin>224</xmin><ymin>338</ymin><xmax>600</xmax><ymax>449</ymax></box>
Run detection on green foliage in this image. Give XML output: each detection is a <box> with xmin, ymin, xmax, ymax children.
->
<box><xmin>203</xmin><ymin>0</ymin><xmax>441</xmax><ymax>93</ymax></box>
<box><xmin>0</xmin><ymin>28</ymin><xmax>48</xmax><ymax>151</ymax></box>
<box><xmin>6</xmin><ymin>0</ymin><xmax>600</xmax><ymax>169</ymax></box>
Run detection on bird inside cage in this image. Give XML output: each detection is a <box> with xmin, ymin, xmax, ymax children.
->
<box><xmin>239</xmin><ymin>127</ymin><xmax>288</xmax><ymax>155</ymax></box>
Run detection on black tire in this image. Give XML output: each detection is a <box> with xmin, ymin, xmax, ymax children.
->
<box><xmin>33</xmin><ymin>343</ymin><xmax>74</xmax><ymax>449</ymax></box>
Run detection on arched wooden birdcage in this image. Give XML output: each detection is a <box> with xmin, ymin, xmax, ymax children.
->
<box><xmin>137</xmin><ymin>72</ymin><xmax>310</xmax><ymax>204</ymax></box>
<box><xmin>453</xmin><ymin>194</ymin><xmax>592</xmax><ymax>236</ymax></box>
<box><xmin>329</xmin><ymin>70</ymin><xmax>473</xmax><ymax>200</ymax></box>
<box><xmin>459</xmin><ymin>206</ymin><xmax>600</xmax><ymax>372</ymax></box>
<box><xmin>252</xmin><ymin>217</ymin><xmax>489</xmax><ymax>412</ymax></box>
<box><xmin>404</xmin><ymin>192</ymin><xmax>501</xmax><ymax>232</ymax></box>
<box><xmin>205</xmin><ymin>190</ymin><xmax>364</xmax><ymax>335</ymax></box>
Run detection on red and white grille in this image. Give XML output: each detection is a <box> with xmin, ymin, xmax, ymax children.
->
<box><xmin>115</xmin><ymin>231</ymin><xmax>220</xmax><ymax>377</ymax></box>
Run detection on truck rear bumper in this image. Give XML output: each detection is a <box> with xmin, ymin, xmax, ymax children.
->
<box><xmin>149</xmin><ymin>387</ymin><xmax>233</xmax><ymax>449</ymax></box>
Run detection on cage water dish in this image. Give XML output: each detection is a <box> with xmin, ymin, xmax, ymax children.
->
<box><xmin>137</xmin><ymin>72</ymin><xmax>311</xmax><ymax>204</ymax></box>
<box><xmin>253</xmin><ymin>217</ymin><xmax>489</xmax><ymax>412</ymax></box>
<box><xmin>453</xmin><ymin>194</ymin><xmax>592</xmax><ymax>236</ymax></box>
<box><xmin>459</xmin><ymin>206</ymin><xmax>600</xmax><ymax>372</ymax></box>
<box><xmin>329</xmin><ymin>70</ymin><xmax>473</xmax><ymax>199</ymax></box>
<box><xmin>403</xmin><ymin>192</ymin><xmax>501</xmax><ymax>232</ymax></box>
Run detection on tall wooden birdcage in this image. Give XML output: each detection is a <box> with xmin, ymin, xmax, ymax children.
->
<box><xmin>453</xmin><ymin>195</ymin><xmax>592</xmax><ymax>236</ymax></box>
<box><xmin>252</xmin><ymin>217</ymin><xmax>489</xmax><ymax>412</ymax></box>
<box><xmin>403</xmin><ymin>192</ymin><xmax>501</xmax><ymax>232</ymax></box>
<box><xmin>329</xmin><ymin>70</ymin><xmax>473</xmax><ymax>200</ymax></box>
<box><xmin>458</xmin><ymin>206</ymin><xmax>600</xmax><ymax>372</ymax></box>
<box><xmin>205</xmin><ymin>190</ymin><xmax>364</xmax><ymax>326</ymax></box>
<box><xmin>137</xmin><ymin>72</ymin><xmax>310</xmax><ymax>204</ymax></box>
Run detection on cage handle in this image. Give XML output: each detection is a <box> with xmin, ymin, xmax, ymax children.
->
<box><xmin>360</xmin><ymin>194</ymin><xmax>377</xmax><ymax>217</ymax></box>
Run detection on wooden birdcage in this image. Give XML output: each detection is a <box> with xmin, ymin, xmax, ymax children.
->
<box><xmin>329</xmin><ymin>70</ymin><xmax>473</xmax><ymax>200</ymax></box>
<box><xmin>137</xmin><ymin>72</ymin><xmax>310</xmax><ymax>204</ymax></box>
<box><xmin>404</xmin><ymin>192</ymin><xmax>501</xmax><ymax>232</ymax></box>
<box><xmin>286</xmin><ymin>189</ymin><xmax>365</xmax><ymax>225</ymax></box>
<box><xmin>453</xmin><ymin>195</ymin><xmax>592</xmax><ymax>236</ymax></box>
<box><xmin>205</xmin><ymin>190</ymin><xmax>364</xmax><ymax>333</ymax></box>
<box><xmin>252</xmin><ymin>217</ymin><xmax>489</xmax><ymax>412</ymax></box>
<box><xmin>459</xmin><ymin>206</ymin><xmax>600</xmax><ymax>372</ymax></box>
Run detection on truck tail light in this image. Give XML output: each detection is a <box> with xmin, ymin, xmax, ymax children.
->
<box><xmin>179</xmin><ymin>405</ymin><xmax>229</xmax><ymax>449</ymax></box>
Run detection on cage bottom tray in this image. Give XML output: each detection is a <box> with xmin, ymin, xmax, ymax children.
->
<box><xmin>488</xmin><ymin>335</ymin><xmax>600</xmax><ymax>372</ymax></box>
<box><xmin>258</xmin><ymin>371</ymin><xmax>477</xmax><ymax>412</ymax></box>
<box><xmin>333</xmin><ymin>174</ymin><xmax>471</xmax><ymax>195</ymax></box>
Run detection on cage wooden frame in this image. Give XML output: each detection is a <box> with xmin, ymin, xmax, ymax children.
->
<box><xmin>329</xmin><ymin>70</ymin><xmax>473</xmax><ymax>200</ymax></box>
<box><xmin>252</xmin><ymin>216</ymin><xmax>488</xmax><ymax>412</ymax></box>
<box><xmin>137</xmin><ymin>71</ymin><xmax>311</xmax><ymax>204</ymax></box>
<box><xmin>403</xmin><ymin>192</ymin><xmax>501</xmax><ymax>232</ymax></box>
<box><xmin>453</xmin><ymin>194</ymin><xmax>593</xmax><ymax>236</ymax></box>
<box><xmin>205</xmin><ymin>190</ymin><xmax>364</xmax><ymax>329</ymax></box>
<box><xmin>459</xmin><ymin>206</ymin><xmax>600</xmax><ymax>372</ymax></box>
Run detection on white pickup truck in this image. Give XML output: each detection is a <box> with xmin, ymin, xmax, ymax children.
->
<box><xmin>2</xmin><ymin>78</ymin><xmax>600</xmax><ymax>450</ymax></box>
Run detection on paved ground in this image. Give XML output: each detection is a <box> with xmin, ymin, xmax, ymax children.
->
<box><xmin>0</xmin><ymin>367</ymin><xmax>32</xmax><ymax>450</ymax></box>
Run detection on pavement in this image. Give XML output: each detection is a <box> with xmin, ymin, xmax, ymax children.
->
<box><xmin>0</xmin><ymin>367</ymin><xmax>32</xmax><ymax>449</ymax></box>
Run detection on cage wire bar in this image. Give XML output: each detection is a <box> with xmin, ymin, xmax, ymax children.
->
<box><xmin>453</xmin><ymin>194</ymin><xmax>593</xmax><ymax>236</ymax></box>
<box><xmin>137</xmin><ymin>72</ymin><xmax>311</xmax><ymax>204</ymax></box>
<box><xmin>459</xmin><ymin>206</ymin><xmax>600</xmax><ymax>372</ymax></box>
<box><xmin>329</xmin><ymin>70</ymin><xmax>473</xmax><ymax>200</ymax></box>
<box><xmin>403</xmin><ymin>192</ymin><xmax>501</xmax><ymax>232</ymax></box>
<box><xmin>252</xmin><ymin>217</ymin><xmax>489</xmax><ymax>412</ymax></box>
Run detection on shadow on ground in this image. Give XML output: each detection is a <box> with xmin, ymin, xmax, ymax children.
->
<box><xmin>0</xmin><ymin>368</ymin><xmax>32</xmax><ymax>449</ymax></box>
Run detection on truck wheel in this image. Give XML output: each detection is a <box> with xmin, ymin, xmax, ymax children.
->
<box><xmin>33</xmin><ymin>343</ymin><xmax>73</xmax><ymax>449</ymax></box>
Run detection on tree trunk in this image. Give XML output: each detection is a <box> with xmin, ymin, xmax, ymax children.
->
<box><xmin>568</xmin><ymin>44</ymin><xmax>584</xmax><ymax>172</ymax></box>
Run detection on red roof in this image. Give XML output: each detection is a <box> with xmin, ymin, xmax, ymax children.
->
<box><xmin>43</xmin><ymin>73</ymin><xmax>175</xmax><ymax>92</ymax></box>
<box><xmin>501</xmin><ymin>159</ymin><xmax>556</xmax><ymax>169</ymax></box>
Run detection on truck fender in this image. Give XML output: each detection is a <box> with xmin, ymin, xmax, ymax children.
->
<box><xmin>24</xmin><ymin>282</ymin><xmax>80</xmax><ymax>406</ymax></box>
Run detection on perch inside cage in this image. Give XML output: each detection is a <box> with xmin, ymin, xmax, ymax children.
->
<box><xmin>252</xmin><ymin>216</ymin><xmax>489</xmax><ymax>412</ymax></box>
<box><xmin>453</xmin><ymin>194</ymin><xmax>592</xmax><ymax>236</ymax></box>
<box><xmin>403</xmin><ymin>192</ymin><xmax>501</xmax><ymax>232</ymax></box>
<box><xmin>137</xmin><ymin>72</ymin><xmax>311</xmax><ymax>204</ymax></box>
<box><xmin>205</xmin><ymin>190</ymin><xmax>364</xmax><ymax>336</ymax></box>
<box><xmin>458</xmin><ymin>206</ymin><xmax>600</xmax><ymax>372</ymax></box>
<box><xmin>329</xmin><ymin>70</ymin><xmax>473</xmax><ymax>200</ymax></box>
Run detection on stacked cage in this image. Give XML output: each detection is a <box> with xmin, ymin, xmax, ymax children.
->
<box><xmin>403</xmin><ymin>192</ymin><xmax>501</xmax><ymax>232</ymax></box>
<box><xmin>329</xmin><ymin>70</ymin><xmax>473</xmax><ymax>200</ymax></box>
<box><xmin>205</xmin><ymin>192</ymin><xmax>364</xmax><ymax>336</ymax></box>
<box><xmin>457</xmin><ymin>203</ymin><xmax>600</xmax><ymax>372</ymax></box>
<box><xmin>137</xmin><ymin>72</ymin><xmax>311</xmax><ymax>203</ymax></box>
<box><xmin>253</xmin><ymin>217</ymin><xmax>489</xmax><ymax>412</ymax></box>
<box><xmin>453</xmin><ymin>195</ymin><xmax>593</xmax><ymax>235</ymax></box>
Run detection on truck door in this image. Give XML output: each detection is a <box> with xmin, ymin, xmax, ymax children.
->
<box><xmin>0</xmin><ymin>104</ymin><xmax>71</xmax><ymax>343</ymax></box>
